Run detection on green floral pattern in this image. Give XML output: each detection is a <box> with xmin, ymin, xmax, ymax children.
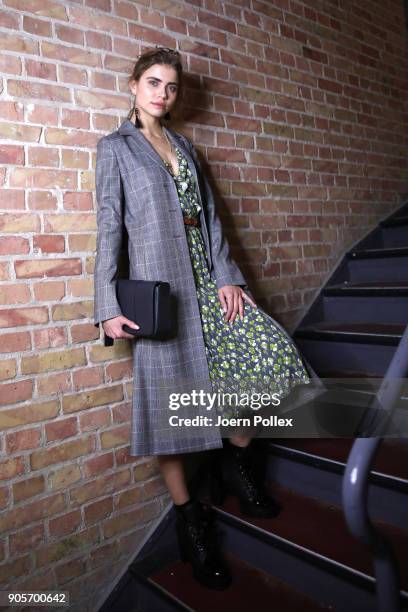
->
<box><xmin>164</xmin><ymin>148</ymin><xmax>311</xmax><ymax>419</ymax></box>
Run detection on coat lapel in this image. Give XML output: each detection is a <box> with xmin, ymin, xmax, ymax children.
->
<box><xmin>117</xmin><ymin>118</ymin><xmax>195</xmax><ymax>177</ymax></box>
<box><xmin>117</xmin><ymin>118</ymin><xmax>213</xmax><ymax>272</ymax></box>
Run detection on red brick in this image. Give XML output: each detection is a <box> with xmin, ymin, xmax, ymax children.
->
<box><xmin>0</xmin><ymin>145</ymin><xmax>24</xmax><ymax>164</ymax></box>
<box><xmin>33</xmin><ymin>235</ymin><xmax>65</xmax><ymax>253</ymax></box>
<box><xmin>9</xmin><ymin>524</ymin><xmax>45</xmax><ymax>555</ymax></box>
<box><xmin>0</xmin><ymin>306</ymin><xmax>48</xmax><ymax>328</ymax></box>
<box><xmin>14</xmin><ymin>259</ymin><xmax>82</xmax><ymax>278</ymax></box>
<box><xmin>0</xmin><ymin>379</ymin><xmax>33</xmax><ymax>406</ymax></box>
<box><xmin>0</xmin><ymin>190</ymin><xmax>25</xmax><ymax>210</ymax></box>
<box><xmin>0</xmin><ymin>236</ymin><xmax>29</xmax><ymax>254</ymax></box>
<box><xmin>82</xmin><ymin>452</ymin><xmax>114</xmax><ymax>478</ymax></box>
<box><xmin>49</xmin><ymin>510</ymin><xmax>81</xmax><ymax>537</ymax></box>
<box><xmin>6</xmin><ymin>427</ymin><xmax>41</xmax><ymax>453</ymax></box>
<box><xmin>45</xmin><ymin>417</ymin><xmax>78</xmax><ymax>442</ymax></box>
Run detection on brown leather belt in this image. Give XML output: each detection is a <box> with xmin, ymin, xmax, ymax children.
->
<box><xmin>183</xmin><ymin>216</ymin><xmax>200</xmax><ymax>227</ymax></box>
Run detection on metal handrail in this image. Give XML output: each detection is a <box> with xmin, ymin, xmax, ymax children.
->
<box><xmin>342</xmin><ymin>324</ymin><xmax>408</xmax><ymax>612</ymax></box>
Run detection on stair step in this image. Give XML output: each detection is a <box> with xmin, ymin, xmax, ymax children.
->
<box><xmin>381</xmin><ymin>215</ymin><xmax>408</xmax><ymax>227</ymax></box>
<box><xmin>317</xmin><ymin>371</ymin><xmax>384</xmax><ymax>395</ymax></box>
<box><xmin>267</xmin><ymin>440</ymin><xmax>408</xmax><ymax>528</ymax></box>
<box><xmin>324</xmin><ymin>282</ymin><xmax>408</xmax><ymax>296</ymax></box>
<box><xmin>317</xmin><ymin>375</ymin><xmax>408</xmax><ymax>413</ymax></box>
<box><xmin>346</xmin><ymin>257</ymin><xmax>408</xmax><ymax>283</ymax></box>
<box><xmin>317</xmin><ymin>371</ymin><xmax>408</xmax><ymax>400</ymax></box>
<box><xmin>275</xmin><ymin>387</ymin><xmax>379</xmax><ymax>437</ymax></box>
<box><xmin>295</xmin><ymin>322</ymin><xmax>405</xmax><ymax>345</ymax></box>
<box><xmin>347</xmin><ymin>246</ymin><xmax>408</xmax><ymax>259</ymax></box>
<box><xmin>210</xmin><ymin>484</ymin><xmax>408</xmax><ymax>592</ymax></box>
<box><xmin>149</xmin><ymin>552</ymin><xmax>334</xmax><ymax>612</ymax></box>
<box><xmin>318</xmin><ymin>368</ymin><xmax>381</xmax><ymax>378</ymax></box>
<box><xmin>295</xmin><ymin>340</ymin><xmax>396</xmax><ymax>377</ymax></box>
<box><xmin>318</xmin><ymin>294</ymin><xmax>408</xmax><ymax>325</ymax></box>
<box><xmin>380</xmin><ymin>225</ymin><xmax>408</xmax><ymax>249</ymax></box>
<box><xmin>270</xmin><ymin>439</ymin><xmax>408</xmax><ymax>482</ymax></box>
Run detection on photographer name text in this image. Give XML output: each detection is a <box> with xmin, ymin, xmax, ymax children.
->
<box><xmin>169</xmin><ymin>415</ymin><xmax>293</xmax><ymax>427</ymax></box>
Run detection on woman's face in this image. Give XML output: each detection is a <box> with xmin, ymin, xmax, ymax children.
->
<box><xmin>129</xmin><ymin>63</ymin><xmax>179</xmax><ymax>123</ymax></box>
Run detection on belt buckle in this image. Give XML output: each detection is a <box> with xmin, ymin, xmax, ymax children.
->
<box><xmin>184</xmin><ymin>215</ymin><xmax>199</xmax><ymax>227</ymax></box>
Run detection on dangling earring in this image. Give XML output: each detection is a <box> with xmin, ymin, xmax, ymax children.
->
<box><xmin>127</xmin><ymin>94</ymin><xmax>135</xmax><ymax>122</ymax></box>
<box><xmin>134</xmin><ymin>104</ymin><xmax>142</xmax><ymax>128</ymax></box>
<box><xmin>127</xmin><ymin>95</ymin><xmax>142</xmax><ymax>128</ymax></box>
<box><xmin>164</xmin><ymin>111</ymin><xmax>171</xmax><ymax>120</ymax></box>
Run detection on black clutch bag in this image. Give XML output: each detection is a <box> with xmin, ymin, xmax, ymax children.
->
<box><xmin>103</xmin><ymin>279</ymin><xmax>176</xmax><ymax>347</ymax></box>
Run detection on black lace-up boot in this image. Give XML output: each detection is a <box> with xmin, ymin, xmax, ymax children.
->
<box><xmin>209</xmin><ymin>439</ymin><xmax>281</xmax><ymax>518</ymax></box>
<box><xmin>174</xmin><ymin>497</ymin><xmax>232</xmax><ymax>590</ymax></box>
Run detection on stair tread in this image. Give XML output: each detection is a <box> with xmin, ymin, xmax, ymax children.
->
<box><xmin>324</xmin><ymin>282</ymin><xmax>408</xmax><ymax>295</ymax></box>
<box><xmin>316</xmin><ymin>371</ymin><xmax>385</xmax><ymax>394</ymax></box>
<box><xmin>150</xmin><ymin>550</ymin><xmax>335</xmax><ymax>612</ymax></box>
<box><xmin>317</xmin><ymin>372</ymin><xmax>408</xmax><ymax>399</ymax></box>
<box><xmin>327</xmin><ymin>281</ymin><xmax>408</xmax><ymax>289</ymax></box>
<box><xmin>348</xmin><ymin>246</ymin><xmax>408</xmax><ymax>258</ymax></box>
<box><xmin>318</xmin><ymin>368</ymin><xmax>382</xmax><ymax>379</ymax></box>
<box><xmin>297</xmin><ymin>322</ymin><xmax>405</xmax><ymax>336</ymax></box>
<box><xmin>213</xmin><ymin>484</ymin><xmax>408</xmax><ymax>589</ymax></box>
<box><xmin>271</xmin><ymin>438</ymin><xmax>408</xmax><ymax>481</ymax></box>
<box><xmin>381</xmin><ymin>215</ymin><xmax>408</xmax><ymax>227</ymax></box>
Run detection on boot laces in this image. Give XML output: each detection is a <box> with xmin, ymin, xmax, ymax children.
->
<box><xmin>187</xmin><ymin>503</ymin><xmax>218</xmax><ymax>552</ymax></box>
<box><xmin>238</xmin><ymin>457</ymin><xmax>259</xmax><ymax>496</ymax></box>
<box><xmin>234</xmin><ymin>449</ymin><xmax>271</xmax><ymax>503</ymax></box>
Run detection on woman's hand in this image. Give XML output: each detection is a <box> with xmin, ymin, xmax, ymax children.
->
<box><xmin>102</xmin><ymin>315</ymin><xmax>140</xmax><ymax>340</ymax></box>
<box><xmin>218</xmin><ymin>285</ymin><xmax>258</xmax><ymax>324</ymax></box>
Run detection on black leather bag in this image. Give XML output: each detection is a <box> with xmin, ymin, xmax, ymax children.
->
<box><xmin>103</xmin><ymin>279</ymin><xmax>176</xmax><ymax>347</ymax></box>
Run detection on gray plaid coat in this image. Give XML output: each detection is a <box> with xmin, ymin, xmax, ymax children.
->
<box><xmin>93</xmin><ymin>118</ymin><xmax>250</xmax><ymax>456</ymax></box>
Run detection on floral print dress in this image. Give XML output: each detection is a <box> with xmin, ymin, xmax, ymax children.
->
<box><xmin>164</xmin><ymin>147</ymin><xmax>312</xmax><ymax>420</ymax></box>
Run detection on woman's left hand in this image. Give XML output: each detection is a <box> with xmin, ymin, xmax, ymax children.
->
<box><xmin>218</xmin><ymin>285</ymin><xmax>258</xmax><ymax>323</ymax></box>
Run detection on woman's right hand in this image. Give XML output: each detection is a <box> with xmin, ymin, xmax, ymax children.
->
<box><xmin>102</xmin><ymin>315</ymin><xmax>140</xmax><ymax>341</ymax></box>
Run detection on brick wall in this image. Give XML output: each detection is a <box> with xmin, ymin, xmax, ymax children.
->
<box><xmin>0</xmin><ymin>0</ymin><xmax>407</xmax><ymax>610</ymax></box>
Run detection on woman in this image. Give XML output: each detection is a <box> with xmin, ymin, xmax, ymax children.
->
<box><xmin>94</xmin><ymin>47</ymin><xmax>315</xmax><ymax>590</ymax></box>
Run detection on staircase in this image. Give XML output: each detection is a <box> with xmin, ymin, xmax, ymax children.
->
<box><xmin>98</xmin><ymin>202</ymin><xmax>408</xmax><ymax>612</ymax></box>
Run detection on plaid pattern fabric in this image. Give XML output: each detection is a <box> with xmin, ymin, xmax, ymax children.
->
<box><xmin>93</xmin><ymin>119</ymin><xmax>248</xmax><ymax>455</ymax></box>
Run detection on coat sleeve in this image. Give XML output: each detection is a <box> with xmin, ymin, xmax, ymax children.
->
<box><xmin>93</xmin><ymin>136</ymin><xmax>124</xmax><ymax>328</ymax></box>
<box><xmin>185</xmin><ymin>138</ymin><xmax>249</xmax><ymax>292</ymax></box>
